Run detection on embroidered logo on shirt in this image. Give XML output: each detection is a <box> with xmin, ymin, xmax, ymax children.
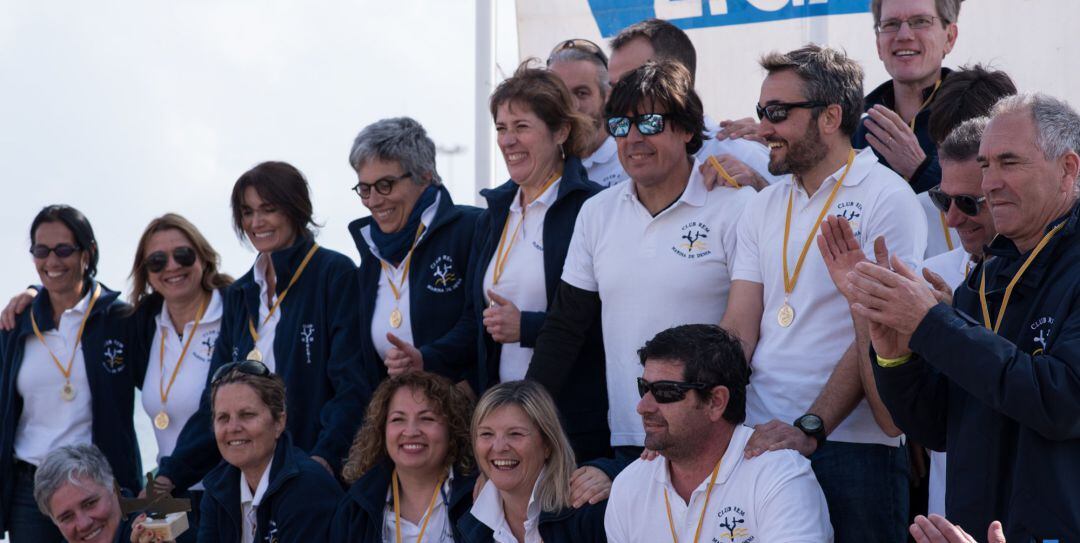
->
<box><xmin>427</xmin><ymin>255</ymin><xmax>463</xmax><ymax>293</ymax></box>
<box><xmin>300</xmin><ymin>324</ymin><xmax>315</xmax><ymax>364</ymax></box>
<box><xmin>1029</xmin><ymin>316</ymin><xmax>1055</xmax><ymax>355</ymax></box>
<box><xmin>672</xmin><ymin>221</ymin><xmax>712</xmax><ymax>259</ymax></box>
<box><xmin>102</xmin><ymin>339</ymin><xmax>126</xmax><ymax>374</ymax></box>
<box><xmin>835</xmin><ymin>201</ymin><xmax>864</xmax><ymax>240</ymax></box>
<box><xmin>715</xmin><ymin>505</ymin><xmax>752</xmax><ymax>542</ymax></box>
<box><xmin>194</xmin><ymin>330</ymin><xmax>218</xmax><ymax>363</ymax></box>
<box><xmin>263</xmin><ymin>520</ymin><xmax>279</xmax><ymax>543</ymax></box>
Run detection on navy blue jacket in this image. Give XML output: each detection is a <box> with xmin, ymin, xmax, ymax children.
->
<box><xmin>159</xmin><ymin>237</ymin><xmax>368</xmax><ymax>490</ymax></box>
<box><xmin>0</xmin><ymin>281</ymin><xmax>143</xmax><ymax>535</ymax></box>
<box><xmin>349</xmin><ymin>186</ymin><xmax>482</xmax><ymax>384</ymax></box>
<box><xmin>329</xmin><ymin>461</ymin><xmax>476</xmax><ymax>542</ymax></box>
<box><xmin>423</xmin><ymin>157</ymin><xmax>611</xmax><ymax>462</ymax></box>
<box><xmin>456</xmin><ymin>500</ymin><xmax>607</xmax><ymax>543</ymax></box>
<box><xmin>199</xmin><ymin>433</ymin><xmax>343</xmax><ymax>543</ymax></box>
<box><xmin>874</xmin><ymin>203</ymin><xmax>1080</xmax><ymax>541</ymax></box>
<box><xmin>853</xmin><ymin>68</ymin><xmax>951</xmax><ymax>194</ymax></box>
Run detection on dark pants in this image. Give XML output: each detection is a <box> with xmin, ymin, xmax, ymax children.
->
<box><xmin>811</xmin><ymin>440</ymin><xmax>909</xmax><ymax>543</ymax></box>
<box><xmin>7</xmin><ymin>460</ymin><xmax>64</xmax><ymax>543</ymax></box>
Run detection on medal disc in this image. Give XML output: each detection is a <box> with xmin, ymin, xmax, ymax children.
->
<box><xmin>154</xmin><ymin>411</ymin><xmax>170</xmax><ymax>430</ymax></box>
<box><xmin>390</xmin><ymin>308</ymin><xmax>403</xmax><ymax>328</ymax></box>
<box><xmin>246</xmin><ymin>348</ymin><xmax>263</xmax><ymax>362</ymax></box>
<box><xmin>60</xmin><ymin>382</ymin><xmax>76</xmax><ymax>401</ymax></box>
<box><xmin>777</xmin><ymin>303</ymin><xmax>795</xmax><ymax>328</ymax></box>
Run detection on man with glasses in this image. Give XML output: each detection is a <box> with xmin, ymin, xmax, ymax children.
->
<box><xmin>528</xmin><ymin>59</ymin><xmax>754</xmax><ymax>468</ymax></box>
<box><xmin>720</xmin><ymin>45</ymin><xmax>924</xmax><ymax>542</ymax></box>
<box><xmin>605</xmin><ymin>324</ymin><xmax>832</xmax><ymax>543</ymax></box>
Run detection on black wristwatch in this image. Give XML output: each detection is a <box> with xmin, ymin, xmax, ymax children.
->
<box><xmin>793</xmin><ymin>413</ymin><xmax>826</xmax><ymax>448</ymax></box>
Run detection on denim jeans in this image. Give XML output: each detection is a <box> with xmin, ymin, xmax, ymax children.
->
<box><xmin>7</xmin><ymin>461</ymin><xmax>64</xmax><ymax>543</ymax></box>
<box><xmin>810</xmin><ymin>440</ymin><xmax>909</xmax><ymax>543</ymax></box>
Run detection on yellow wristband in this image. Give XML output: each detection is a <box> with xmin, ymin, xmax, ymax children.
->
<box><xmin>876</xmin><ymin>353</ymin><xmax>912</xmax><ymax>368</ymax></box>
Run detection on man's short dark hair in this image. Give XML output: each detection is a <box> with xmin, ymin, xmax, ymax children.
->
<box><xmin>637</xmin><ymin>324</ymin><xmax>751</xmax><ymax>424</ymax></box>
<box><xmin>759</xmin><ymin>45</ymin><xmax>865</xmax><ymax>136</ymax></box>
<box><xmin>610</xmin><ymin>18</ymin><xmax>697</xmax><ymax>83</ymax></box>
<box><xmin>928</xmin><ymin>64</ymin><xmax>1017</xmax><ymax>145</ymax></box>
<box><xmin>604</xmin><ymin>60</ymin><xmax>706</xmax><ymax>155</ymax></box>
<box><xmin>939</xmin><ymin>116</ymin><xmax>987</xmax><ymax>163</ymax></box>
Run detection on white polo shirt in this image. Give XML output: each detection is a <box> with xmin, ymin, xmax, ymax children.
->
<box><xmin>252</xmin><ymin>254</ymin><xmax>281</xmax><ymax>372</ymax></box>
<box><xmin>698</xmin><ymin>116</ymin><xmax>783</xmax><ymax>186</ymax></box>
<box><xmin>381</xmin><ymin>470</ymin><xmax>455</xmax><ymax>543</ymax></box>
<box><xmin>470</xmin><ymin>469</ymin><xmax>544</xmax><ymax>543</ymax></box>
<box><xmin>917</xmin><ymin>191</ymin><xmax>959</xmax><ymax>259</ymax></box>
<box><xmin>14</xmin><ymin>289</ymin><xmax>95</xmax><ymax>466</ymax></box>
<box><xmin>733</xmin><ymin>147</ymin><xmax>926</xmax><ymax>446</ymax></box>
<box><xmin>240</xmin><ymin>459</ymin><xmax>272</xmax><ymax>543</ymax></box>
<box><xmin>482</xmin><ymin>180</ymin><xmax>560</xmax><ymax>382</ymax></box>
<box><xmin>581</xmin><ymin>137</ymin><xmax>628</xmax><ymax>187</ymax></box>
<box><xmin>562</xmin><ymin>166</ymin><xmax>755</xmax><ymax>446</ymax></box>
<box><xmin>604</xmin><ymin>424</ymin><xmax>833</xmax><ymax>543</ymax></box>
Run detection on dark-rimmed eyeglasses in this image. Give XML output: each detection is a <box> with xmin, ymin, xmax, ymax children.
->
<box><xmin>352</xmin><ymin>173</ymin><xmax>412</xmax><ymax>199</ymax></box>
<box><xmin>756</xmin><ymin>101</ymin><xmax>827</xmax><ymax>124</ymax></box>
<box><xmin>607</xmin><ymin>113</ymin><xmax>668</xmax><ymax>138</ymax></box>
<box><xmin>143</xmin><ymin>247</ymin><xmax>197</xmax><ymax>274</ymax></box>
<box><xmin>637</xmin><ymin>377</ymin><xmax>712</xmax><ymax>404</ymax></box>
<box><xmin>30</xmin><ymin>244</ymin><xmax>81</xmax><ymax>259</ymax></box>
<box><xmin>928</xmin><ymin>187</ymin><xmax>986</xmax><ymax>217</ymax></box>
<box><xmin>211</xmin><ymin>360</ymin><xmax>271</xmax><ymax>384</ymax></box>
<box><xmin>547</xmin><ymin>38</ymin><xmax>608</xmax><ymax>68</ymax></box>
<box><xmin>875</xmin><ymin>15</ymin><xmax>940</xmax><ymax>34</ymax></box>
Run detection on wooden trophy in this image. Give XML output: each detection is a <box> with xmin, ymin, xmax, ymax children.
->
<box><xmin>120</xmin><ymin>473</ymin><xmax>192</xmax><ymax>541</ymax></box>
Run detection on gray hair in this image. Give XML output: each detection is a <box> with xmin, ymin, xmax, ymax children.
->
<box><xmin>548</xmin><ymin>48</ymin><xmax>611</xmax><ymax>96</ymax></box>
<box><xmin>939</xmin><ymin>116</ymin><xmax>988</xmax><ymax>163</ymax></box>
<box><xmin>871</xmin><ymin>0</ymin><xmax>962</xmax><ymax>26</ymax></box>
<box><xmin>348</xmin><ymin>117</ymin><xmax>441</xmax><ymax>186</ymax></box>
<box><xmin>760</xmin><ymin>44</ymin><xmax>865</xmax><ymax>136</ymax></box>
<box><xmin>33</xmin><ymin>444</ymin><xmax>115</xmax><ymax>518</ymax></box>
<box><xmin>991</xmin><ymin>93</ymin><xmax>1080</xmax><ymax>161</ymax></box>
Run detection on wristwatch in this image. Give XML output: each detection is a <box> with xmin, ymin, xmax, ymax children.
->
<box><xmin>793</xmin><ymin>413</ymin><xmax>826</xmax><ymax>448</ymax></box>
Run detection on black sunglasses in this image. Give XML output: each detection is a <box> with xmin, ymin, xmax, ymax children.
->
<box><xmin>637</xmin><ymin>377</ymin><xmax>712</xmax><ymax>404</ymax></box>
<box><xmin>29</xmin><ymin>243</ymin><xmax>81</xmax><ymax>259</ymax></box>
<box><xmin>352</xmin><ymin>172</ymin><xmax>412</xmax><ymax>199</ymax></box>
<box><xmin>547</xmin><ymin>38</ymin><xmax>608</xmax><ymax>68</ymax></box>
<box><xmin>143</xmin><ymin>246</ymin><xmax>197</xmax><ymax>274</ymax></box>
<box><xmin>211</xmin><ymin>360</ymin><xmax>271</xmax><ymax>384</ymax></box>
<box><xmin>756</xmin><ymin>101</ymin><xmax>827</xmax><ymax>124</ymax></box>
<box><xmin>607</xmin><ymin>113</ymin><xmax>668</xmax><ymax>138</ymax></box>
<box><xmin>928</xmin><ymin>187</ymin><xmax>986</xmax><ymax>217</ymax></box>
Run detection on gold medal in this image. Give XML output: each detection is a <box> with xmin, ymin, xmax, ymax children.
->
<box><xmin>777</xmin><ymin>303</ymin><xmax>795</xmax><ymax>328</ymax></box>
<box><xmin>61</xmin><ymin>382</ymin><xmax>76</xmax><ymax>401</ymax></box>
<box><xmin>154</xmin><ymin>410</ymin><xmax>170</xmax><ymax>430</ymax></box>
<box><xmin>246</xmin><ymin>348</ymin><xmax>263</xmax><ymax>362</ymax></box>
<box><xmin>389</xmin><ymin>308</ymin><xmax>403</xmax><ymax>328</ymax></box>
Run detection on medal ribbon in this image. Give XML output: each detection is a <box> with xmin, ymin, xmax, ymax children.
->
<box><xmin>247</xmin><ymin>243</ymin><xmax>319</xmax><ymax>344</ymax></box>
<box><xmin>707</xmin><ymin>156</ymin><xmax>741</xmax><ymax>188</ymax></box>
<box><xmin>379</xmin><ymin>223</ymin><xmax>427</xmax><ymax>305</ymax></box>
<box><xmin>782</xmin><ymin>149</ymin><xmax>856</xmax><ymax>299</ymax></box>
<box><xmin>159</xmin><ymin>296</ymin><xmax>207</xmax><ymax>409</ymax></box>
<box><xmin>392</xmin><ymin>469</ymin><xmax>445</xmax><ymax>543</ymax></box>
<box><xmin>979</xmin><ymin>222</ymin><xmax>1065</xmax><ymax>333</ymax></box>
<box><xmin>663</xmin><ymin>459</ymin><xmax>721</xmax><ymax>543</ymax></box>
<box><xmin>30</xmin><ymin>284</ymin><xmax>101</xmax><ymax>388</ymax></box>
<box><xmin>492</xmin><ymin>171</ymin><xmax>561</xmax><ymax>287</ymax></box>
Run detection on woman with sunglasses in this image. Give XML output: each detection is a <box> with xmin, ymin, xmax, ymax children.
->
<box><xmin>195</xmin><ymin>360</ymin><xmax>342</xmax><ymax>542</ymax></box>
<box><xmin>0</xmin><ymin>205</ymin><xmax>142</xmax><ymax>543</ymax></box>
<box><xmin>331</xmin><ymin>372</ymin><xmax>476</xmax><ymax>542</ymax></box>
<box><xmin>458</xmin><ymin>380</ymin><xmax>607</xmax><ymax>543</ymax></box>
<box><xmin>346</xmin><ymin>117</ymin><xmax>481</xmax><ymax>383</ymax></box>
<box><xmin>154</xmin><ymin>162</ymin><xmax>368</xmax><ymax>498</ymax></box>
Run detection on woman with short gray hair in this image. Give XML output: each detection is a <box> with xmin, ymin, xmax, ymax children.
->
<box><xmin>347</xmin><ymin>116</ymin><xmax>482</xmax><ymax>383</ymax></box>
<box><xmin>33</xmin><ymin>444</ymin><xmax>129</xmax><ymax>543</ymax></box>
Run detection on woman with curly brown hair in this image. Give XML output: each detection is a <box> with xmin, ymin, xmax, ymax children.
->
<box><xmin>331</xmin><ymin>372</ymin><xmax>477</xmax><ymax>543</ymax></box>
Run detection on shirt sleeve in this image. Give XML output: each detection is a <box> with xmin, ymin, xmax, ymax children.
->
<box><xmin>560</xmin><ymin>199</ymin><xmax>599</xmax><ymax>292</ymax></box>
<box><xmin>861</xmin><ymin>180</ymin><xmax>927</xmax><ymax>270</ymax></box>
<box><xmin>723</xmin><ymin>188</ymin><xmax>754</xmax><ymax>279</ymax></box>
<box><xmin>731</xmin><ymin>192</ymin><xmax>764</xmax><ymax>283</ymax></box>
<box><xmin>603</xmin><ymin>476</ymin><xmax>631</xmax><ymax>543</ymax></box>
<box><xmin>756</xmin><ymin>453</ymin><xmax>834</xmax><ymax>543</ymax></box>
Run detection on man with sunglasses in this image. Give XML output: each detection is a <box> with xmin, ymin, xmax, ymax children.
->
<box><xmin>721</xmin><ymin>45</ymin><xmax>925</xmax><ymax>542</ymax></box>
<box><xmin>605</xmin><ymin>324</ymin><xmax>832</xmax><ymax>543</ymax></box>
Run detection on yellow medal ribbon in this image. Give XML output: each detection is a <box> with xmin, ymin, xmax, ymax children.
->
<box><xmin>663</xmin><ymin>459</ymin><xmax>721</xmax><ymax>543</ymax></box>
<box><xmin>247</xmin><ymin>244</ymin><xmax>319</xmax><ymax>358</ymax></box>
<box><xmin>392</xmin><ymin>469</ymin><xmax>445</xmax><ymax>543</ymax></box>
<box><xmin>491</xmin><ymin>171</ymin><xmax>561</xmax><ymax>288</ymax></box>
<box><xmin>707</xmin><ymin>156</ymin><xmax>740</xmax><ymax>188</ymax></box>
<box><xmin>155</xmin><ymin>295</ymin><xmax>207</xmax><ymax>430</ymax></box>
<box><xmin>938</xmin><ymin>210</ymin><xmax>955</xmax><ymax>251</ymax></box>
<box><xmin>380</xmin><ymin>223</ymin><xmax>427</xmax><ymax>329</ymax></box>
<box><xmin>780</xmin><ymin>149</ymin><xmax>856</xmax><ymax>325</ymax></box>
<box><xmin>30</xmin><ymin>284</ymin><xmax>101</xmax><ymax>401</ymax></box>
<box><xmin>979</xmin><ymin>222</ymin><xmax>1065</xmax><ymax>333</ymax></box>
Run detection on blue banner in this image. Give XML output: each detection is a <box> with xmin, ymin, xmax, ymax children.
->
<box><xmin>588</xmin><ymin>0</ymin><xmax>870</xmax><ymax>37</ymax></box>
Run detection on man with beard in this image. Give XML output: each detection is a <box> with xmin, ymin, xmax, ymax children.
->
<box><xmin>719</xmin><ymin>45</ymin><xmax>924</xmax><ymax>542</ymax></box>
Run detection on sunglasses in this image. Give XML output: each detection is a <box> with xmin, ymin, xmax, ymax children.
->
<box><xmin>607</xmin><ymin>113</ymin><xmax>669</xmax><ymax>138</ymax></box>
<box><xmin>547</xmin><ymin>38</ymin><xmax>608</xmax><ymax>68</ymax></box>
<box><xmin>143</xmin><ymin>246</ymin><xmax>197</xmax><ymax>273</ymax></box>
<box><xmin>755</xmin><ymin>101</ymin><xmax>827</xmax><ymax>124</ymax></box>
<box><xmin>637</xmin><ymin>377</ymin><xmax>712</xmax><ymax>404</ymax></box>
<box><xmin>352</xmin><ymin>172</ymin><xmax>412</xmax><ymax>199</ymax></box>
<box><xmin>928</xmin><ymin>187</ymin><xmax>986</xmax><ymax>217</ymax></box>
<box><xmin>30</xmin><ymin>243</ymin><xmax>80</xmax><ymax>259</ymax></box>
<box><xmin>211</xmin><ymin>359</ymin><xmax>271</xmax><ymax>385</ymax></box>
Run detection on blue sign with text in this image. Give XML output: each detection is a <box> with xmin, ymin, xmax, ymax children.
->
<box><xmin>588</xmin><ymin>0</ymin><xmax>870</xmax><ymax>37</ymax></box>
